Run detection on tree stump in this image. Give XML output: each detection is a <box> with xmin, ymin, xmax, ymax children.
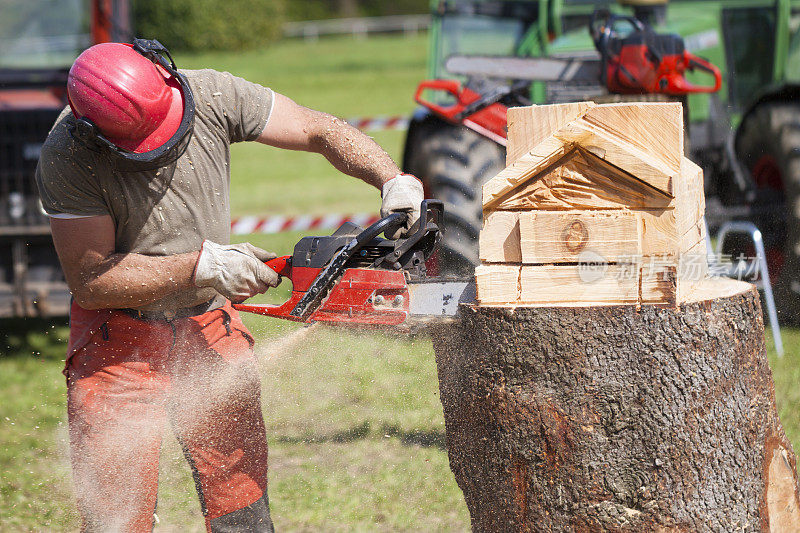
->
<box><xmin>431</xmin><ymin>279</ymin><xmax>800</xmax><ymax>531</ymax></box>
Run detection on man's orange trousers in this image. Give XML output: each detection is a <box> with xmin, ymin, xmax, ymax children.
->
<box><xmin>65</xmin><ymin>300</ymin><xmax>274</xmax><ymax>532</ymax></box>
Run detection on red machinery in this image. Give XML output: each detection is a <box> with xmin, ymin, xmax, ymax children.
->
<box><xmin>235</xmin><ymin>201</ymin><xmax>475</xmax><ymax>329</ymax></box>
<box><xmin>0</xmin><ymin>0</ymin><xmax>132</xmax><ymax>318</ymax></box>
<box><xmin>414</xmin><ymin>80</ymin><xmax>510</xmax><ymax>145</ymax></box>
<box><xmin>413</xmin><ymin>12</ymin><xmax>721</xmax><ymax>147</ymax></box>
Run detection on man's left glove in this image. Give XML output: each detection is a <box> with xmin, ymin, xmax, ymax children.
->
<box><xmin>380</xmin><ymin>173</ymin><xmax>425</xmax><ymax>239</ymax></box>
<box><xmin>193</xmin><ymin>240</ymin><xmax>280</xmax><ymax>303</ymax></box>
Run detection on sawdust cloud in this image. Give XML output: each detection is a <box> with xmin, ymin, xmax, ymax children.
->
<box><xmin>253</xmin><ymin>324</ymin><xmax>318</xmax><ymax>367</ymax></box>
<box><xmin>62</xmin><ymin>321</ymin><xmax>322</xmax><ymax>529</ymax></box>
<box><xmin>52</xmin><ymin>314</ymin><xmax>459</xmax><ymax>528</ymax></box>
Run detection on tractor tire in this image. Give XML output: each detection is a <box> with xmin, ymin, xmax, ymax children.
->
<box><xmin>736</xmin><ymin>103</ymin><xmax>800</xmax><ymax>324</ymax></box>
<box><xmin>405</xmin><ymin>123</ymin><xmax>505</xmax><ymax>277</ymax></box>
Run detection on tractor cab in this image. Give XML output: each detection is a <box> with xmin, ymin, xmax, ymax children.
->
<box><xmin>428</xmin><ymin>1</ymin><xmax>546</xmax><ymax>82</ymax></box>
<box><xmin>0</xmin><ymin>0</ymin><xmax>131</xmax><ymax>318</ymax></box>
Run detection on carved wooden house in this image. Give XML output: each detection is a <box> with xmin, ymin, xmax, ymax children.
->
<box><xmin>476</xmin><ymin>101</ymin><xmax>707</xmax><ymax>306</ymax></box>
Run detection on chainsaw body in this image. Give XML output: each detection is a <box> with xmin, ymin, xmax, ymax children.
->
<box><xmin>234</xmin><ymin>201</ymin><xmax>443</xmax><ymax>327</ymax></box>
<box><xmin>593</xmin><ymin>12</ymin><xmax>722</xmax><ymax>95</ymax></box>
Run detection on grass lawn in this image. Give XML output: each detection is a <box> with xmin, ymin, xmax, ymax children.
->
<box><xmin>0</xmin><ymin>313</ymin><xmax>469</xmax><ymax>531</ymax></box>
<box><xmin>2</xmin><ymin>31</ymin><xmax>800</xmax><ymax>532</ymax></box>
<box><xmin>2</xmin><ymin>297</ymin><xmax>798</xmax><ymax>531</ymax></box>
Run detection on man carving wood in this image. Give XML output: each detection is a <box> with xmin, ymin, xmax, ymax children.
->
<box><xmin>35</xmin><ymin>39</ymin><xmax>423</xmax><ymax>532</ymax></box>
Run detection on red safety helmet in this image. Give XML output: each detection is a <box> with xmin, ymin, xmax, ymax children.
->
<box><xmin>67</xmin><ymin>39</ymin><xmax>195</xmax><ymax>171</ymax></box>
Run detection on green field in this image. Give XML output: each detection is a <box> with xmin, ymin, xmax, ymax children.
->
<box><xmin>2</xmin><ymin>32</ymin><xmax>799</xmax><ymax>532</ymax></box>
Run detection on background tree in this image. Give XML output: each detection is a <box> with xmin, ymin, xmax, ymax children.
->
<box><xmin>134</xmin><ymin>0</ymin><xmax>285</xmax><ymax>52</ymax></box>
<box><xmin>286</xmin><ymin>0</ymin><xmax>428</xmax><ymax>21</ymax></box>
<box><xmin>336</xmin><ymin>0</ymin><xmax>359</xmax><ymax>17</ymax></box>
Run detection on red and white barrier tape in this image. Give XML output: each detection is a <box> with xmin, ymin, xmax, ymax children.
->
<box><xmin>231</xmin><ymin>213</ymin><xmax>380</xmax><ymax>235</ymax></box>
<box><xmin>347</xmin><ymin>115</ymin><xmax>409</xmax><ymax>131</ymax></box>
<box><xmin>230</xmin><ymin>116</ymin><xmax>405</xmax><ymax>236</ymax></box>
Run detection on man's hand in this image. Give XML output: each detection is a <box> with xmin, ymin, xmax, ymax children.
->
<box><xmin>381</xmin><ymin>174</ymin><xmax>425</xmax><ymax>239</ymax></box>
<box><xmin>193</xmin><ymin>240</ymin><xmax>280</xmax><ymax>303</ymax></box>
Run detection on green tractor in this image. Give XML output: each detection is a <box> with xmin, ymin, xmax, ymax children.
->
<box><xmin>403</xmin><ymin>0</ymin><xmax>800</xmax><ymax>322</ymax></box>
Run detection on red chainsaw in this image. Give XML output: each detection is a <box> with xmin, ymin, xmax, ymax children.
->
<box><xmin>589</xmin><ymin>10</ymin><xmax>722</xmax><ymax>95</ymax></box>
<box><xmin>233</xmin><ymin>200</ymin><xmax>474</xmax><ymax>329</ymax></box>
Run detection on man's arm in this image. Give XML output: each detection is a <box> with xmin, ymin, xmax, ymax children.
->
<box><xmin>258</xmin><ymin>93</ymin><xmax>424</xmax><ymax>238</ymax></box>
<box><xmin>51</xmin><ymin>216</ymin><xmax>279</xmax><ymax>310</ymax></box>
<box><xmin>50</xmin><ymin>216</ymin><xmax>198</xmax><ymax>310</ymax></box>
<box><xmin>257</xmin><ymin>93</ymin><xmax>400</xmax><ymax>189</ymax></box>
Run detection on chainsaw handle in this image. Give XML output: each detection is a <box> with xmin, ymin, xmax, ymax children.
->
<box><xmin>288</xmin><ymin>211</ymin><xmax>408</xmax><ymax>319</ymax></box>
<box><xmin>232</xmin><ymin>255</ymin><xmax>294</xmax><ymax>318</ymax></box>
<box><xmin>265</xmin><ymin>255</ymin><xmax>292</xmax><ymax>278</ymax></box>
<box><xmin>673</xmin><ymin>52</ymin><xmax>722</xmax><ymax>93</ymax></box>
<box><xmin>414</xmin><ymin>79</ymin><xmax>465</xmax><ymax>120</ymax></box>
<box><xmin>590</xmin><ymin>9</ymin><xmax>645</xmax><ymax>53</ymax></box>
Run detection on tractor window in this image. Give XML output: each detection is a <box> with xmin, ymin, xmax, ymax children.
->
<box><xmin>434</xmin><ymin>14</ymin><xmax>532</xmax><ymax>79</ymax></box>
<box><xmin>722</xmin><ymin>7</ymin><xmax>776</xmax><ymax>109</ymax></box>
<box><xmin>560</xmin><ymin>0</ymin><xmax>614</xmax><ymax>34</ymax></box>
<box><xmin>0</xmin><ymin>0</ymin><xmax>89</xmax><ymax>68</ymax></box>
<box><xmin>786</xmin><ymin>10</ymin><xmax>800</xmax><ymax>82</ymax></box>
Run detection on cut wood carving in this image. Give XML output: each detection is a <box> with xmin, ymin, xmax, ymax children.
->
<box><xmin>478</xmin><ymin>102</ymin><xmax>705</xmax><ymax>306</ymax></box>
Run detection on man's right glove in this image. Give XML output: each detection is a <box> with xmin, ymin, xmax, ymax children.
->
<box><xmin>380</xmin><ymin>173</ymin><xmax>425</xmax><ymax>240</ymax></box>
<box><xmin>193</xmin><ymin>240</ymin><xmax>280</xmax><ymax>303</ymax></box>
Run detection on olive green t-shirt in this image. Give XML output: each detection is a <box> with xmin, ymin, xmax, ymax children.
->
<box><xmin>35</xmin><ymin>69</ymin><xmax>274</xmax><ymax>311</ymax></box>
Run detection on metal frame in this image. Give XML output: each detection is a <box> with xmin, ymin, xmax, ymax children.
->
<box><xmin>713</xmin><ymin>221</ymin><xmax>784</xmax><ymax>356</ymax></box>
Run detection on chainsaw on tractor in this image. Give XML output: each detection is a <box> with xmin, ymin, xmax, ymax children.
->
<box><xmin>233</xmin><ymin>200</ymin><xmax>474</xmax><ymax>329</ymax></box>
<box><xmin>413</xmin><ymin>9</ymin><xmax>722</xmax><ymax>145</ymax></box>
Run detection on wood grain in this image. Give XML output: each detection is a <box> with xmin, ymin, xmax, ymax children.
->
<box><xmin>480</xmin><ymin>211</ymin><xmax>522</xmax><ymax>263</ymax></box>
<box><xmin>518</xmin><ymin>211</ymin><xmax>639</xmax><ymax>263</ymax></box>
<box><xmin>638</xmin><ymin>209</ymin><xmax>677</xmax><ymax>256</ymax></box>
<box><xmin>475</xmin><ymin>264</ymin><xmax>520</xmax><ymax>304</ymax></box>
<box><xmin>477</xmin><ymin>102</ymin><xmax>708</xmax><ymax>307</ymax></box>
<box><xmin>506</xmin><ymin>102</ymin><xmax>595</xmax><ymax>166</ymax></box>
<box><xmin>519</xmin><ymin>264</ymin><xmax>640</xmax><ymax>305</ymax></box>
<box><xmin>640</xmin><ymin>261</ymin><xmax>678</xmax><ymax>305</ymax></box>
<box><xmin>554</xmin><ymin>119</ymin><xmax>675</xmax><ymax>196</ymax></box>
<box><xmin>491</xmin><ymin>151</ymin><xmax>671</xmax><ymax>211</ymax></box>
<box><xmin>582</xmin><ymin>102</ymin><xmax>683</xmax><ymax>173</ymax></box>
<box><xmin>675</xmin><ymin>157</ymin><xmax>705</xmax><ymax>236</ymax></box>
<box><xmin>482</xmin><ymin>137</ymin><xmax>574</xmax><ymax>210</ymax></box>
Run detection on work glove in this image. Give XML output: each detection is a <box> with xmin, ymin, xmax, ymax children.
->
<box><xmin>193</xmin><ymin>240</ymin><xmax>280</xmax><ymax>303</ymax></box>
<box><xmin>380</xmin><ymin>173</ymin><xmax>425</xmax><ymax>240</ymax></box>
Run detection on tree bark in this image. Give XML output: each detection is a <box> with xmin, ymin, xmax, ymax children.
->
<box><xmin>431</xmin><ymin>279</ymin><xmax>800</xmax><ymax>532</ymax></box>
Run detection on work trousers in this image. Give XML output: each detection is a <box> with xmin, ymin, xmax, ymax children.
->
<box><xmin>65</xmin><ymin>300</ymin><xmax>274</xmax><ymax>532</ymax></box>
